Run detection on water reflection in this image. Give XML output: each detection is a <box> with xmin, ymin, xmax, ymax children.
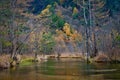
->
<box><xmin>0</xmin><ymin>59</ymin><xmax>120</xmax><ymax>80</ymax></box>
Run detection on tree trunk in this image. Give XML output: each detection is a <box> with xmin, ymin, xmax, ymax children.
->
<box><xmin>92</xmin><ymin>32</ymin><xmax>98</xmax><ymax>57</ymax></box>
<box><xmin>11</xmin><ymin>39</ymin><xmax>17</xmax><ymax>58</ymax></box>
<box><xmin>85</xmin><ymin>27</ymin><xmax>90</xmax><ymax>61</ymax></box>
<box><xmin>10</xmin><ymin>0</ymin><xmax>17</xmax><ymax>58</ymax></box>
<box><xmin>0</xmin><ymin>41</ymin><xmax>3</xmax><ymax>54</ymax></box>
<box><xmin>83</xmin><ymin>0</ymin><xmax>90</xmax><ymax>62</ymax></box>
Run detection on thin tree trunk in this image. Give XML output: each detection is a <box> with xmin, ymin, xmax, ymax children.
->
<box><xmin>85</xmin><ymin>27</ymin><xmax>90</xmax><ymax>61</ymax></box>
<box><xmin>0</xmin><ymin>41</ymin><xmax>2</xmax><ymax>54</ymax></box>
<box><xmin>83</xmin><ymin>0</ymin><xmax>90</xmax><ymax>61</ymax></box>
<box><xmin>93</xmin><ymin>32</ymin><xmax>98</xmax><ymax>57</ymax></box>
<box><xmin>89</xmin><ymin>0</ymin><xmax>99</xmax><ymax>58</ymax></box>
<box><xmin>10</xmin><ymin>0</ymin><xmax>17</xmax><ymax>58</ymax></box>
<box><xmin>0</xmin><ymin>33</ymin><xmax>2</xmax><ymax>54</ymax></box>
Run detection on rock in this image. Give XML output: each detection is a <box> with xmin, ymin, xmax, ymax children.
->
<box><xmin>43</xmin><ymin>55</ymin><xmax>48</xmax><ymax>60</ymax></box>
<box><xmin>13</xmin><ymin>54</ymin><xmax>21</xmax><ymax>64</ymax></box>
<box><xmin>16</xmin><ymin>54</ymin><xmax>21</xmax><ymax>64</ymax></box>
<box><xmin>0</xmin><ymin>55</ymin><xmax>10</xmax><ymax>69</ymax></box>
<box><xmin>39</xmin><ymin>55</ymin><xmax>48</xmax><ymax>61</ymax></box>
<box><xmin>34</xmin><ymin>55</ymin><xmax>49</xmax><ymax>62</ymax></box>
<box><xmin>56</xmin><ymin>54</ymin><xmax>61</xmax><ymax>58</ymax></box>
<box><xmin>10</xmin><ymin>61</ymin><xmax>17</xmax><ymax>67</ymax></box>
<box><xmin>36</xmin><ymin>55</ymin><xmax>41</xmax><ymax>62</ymax></box>
<box><xmin>93</xmin><ymin>54</ymin><xmax>110</xmax><ymax>62</ymax></box>
<box><xmin>0</xmin><ymin>61</ymin><xmax>10</xmax><ymax>69</ymax></box>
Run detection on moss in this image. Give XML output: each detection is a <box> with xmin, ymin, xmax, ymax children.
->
<box><xmin>20</xmin><ymin>58</ymin><xmax>34</xmax><ymax>66</ymax></box>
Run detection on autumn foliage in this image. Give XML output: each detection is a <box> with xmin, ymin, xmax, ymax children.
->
<box><xmin>56</xmin><ymin>23</ymin><xmax>82</xmax><ymax>42</ymax></box>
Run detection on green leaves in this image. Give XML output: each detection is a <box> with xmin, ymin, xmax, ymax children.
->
<box><xmin>17</xmin><ymin>24</ymin><xmax>30</xmax><ymax>35</ymax></box>
<box><xmin>52</xmin><ymin>14</ymin><xmax>59</xmax><ymax>22</ymax></box>
<box><xmin>57</xmin><ymin>18</ymin><xmax>65</xmax><ymax>28</ymax></box>
<box><xmin>115</xmin><ymin>35</ymin><xmax>120</xmax><ymax>42</ymax></box>
<box><xmin>40</xmin><ymin>32</ymin><xmax>56</xmax><ymax>54</ymax></box>
<box><xmin>51</xmin><ymin>14</ymin><xmax>65</xmax><ymax>29</ymax></box>
<box><xmin>0</xmin><ymin>38</ymin><xmax>12</xmax><ymax>47</ymax></box>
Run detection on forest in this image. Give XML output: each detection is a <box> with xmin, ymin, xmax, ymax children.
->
<box><xmin>0</xmin><ymin>0</ymin><xmax>120</xmax><ymax>79</ymax></box>
<box><xmin>0</xmin><ymin>0</ymin><xmax>120</xmax><ymax>80</ymax></box>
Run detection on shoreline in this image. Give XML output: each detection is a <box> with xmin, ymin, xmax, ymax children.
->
<box><xmin>0</xmin><ymin>53</ymin><xmax>120</xmax><ymax>70</ymax></box>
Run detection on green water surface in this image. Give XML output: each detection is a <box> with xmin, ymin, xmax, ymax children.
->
<box><xmin>0</xmin><ymin>58</ymin><xmax>120</xmax><ymax>80</ymax></box>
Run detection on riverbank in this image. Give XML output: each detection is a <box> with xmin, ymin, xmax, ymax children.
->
<box><xmin>0</xmin><ymin>53</ymin><xmax>120</xmax><ymax>70</ymax></box>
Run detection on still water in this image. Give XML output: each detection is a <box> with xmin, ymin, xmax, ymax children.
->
<box><xmin>0</xmin><ymin>59</ymin><xmax>120</xmax><ymax>80</ymax></box>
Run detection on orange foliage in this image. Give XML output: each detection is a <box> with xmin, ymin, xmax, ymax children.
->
<box><xmin>56</xmin><ymin>23</ymin><xmax>82</xmax><ymax>42</ymax></box>
<box><xmin>63</xmin><ymin>23</ymin><xmax>71</xmax><ymax>36</ymax></box>
<box><xmin>70</xmin><ymin>30</ymin><xmax>78</xmax><ymax>40</ymax></box>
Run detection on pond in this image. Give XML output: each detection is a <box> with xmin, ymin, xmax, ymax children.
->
<box><xmin>0</xmin><ymin>58</ymin><xmax>120</xmax><ymax>80</ymax></box>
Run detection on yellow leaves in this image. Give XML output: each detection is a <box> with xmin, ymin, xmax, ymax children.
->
<box><xmin>41</xmin><ymin>9</ymin><xmax>49</xmax><ymax>16</ymax></box>
<box><xmin>22</xmin><ymin>5</ymin><xmax>51</xmax><ymax>19</ymax></box>
<box><xmin>46</xmin><ymin>5</ymin><xmax>51</xmax><ymax>8</ymax></box>
<box><xmin>70</xmin><ymin>30</ymin><xmax>82</xmax><ymax>41</ymax></box>
<box><xmin>55</xmin><ymin>23</ymin><xmax>82</xmax><ymax>42</ymax></box>
<box><xmin>38</xmin><ymin>5</ymin><xmax>52</xmax><ymax>17</ymax></box>
<box><xmin>72</xmin><ymin>7</ymin><xmax>79</xmax><ymax>18</ymax></box>
<box><xmin>72</xmin><ymin>7</ymin><xmax>79</xmax><ymax>16</ymax></box>
<box><xmin>63</xmin><ymin>23</ymin><xmax>71</xmax><ymax>36</ymax></box>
